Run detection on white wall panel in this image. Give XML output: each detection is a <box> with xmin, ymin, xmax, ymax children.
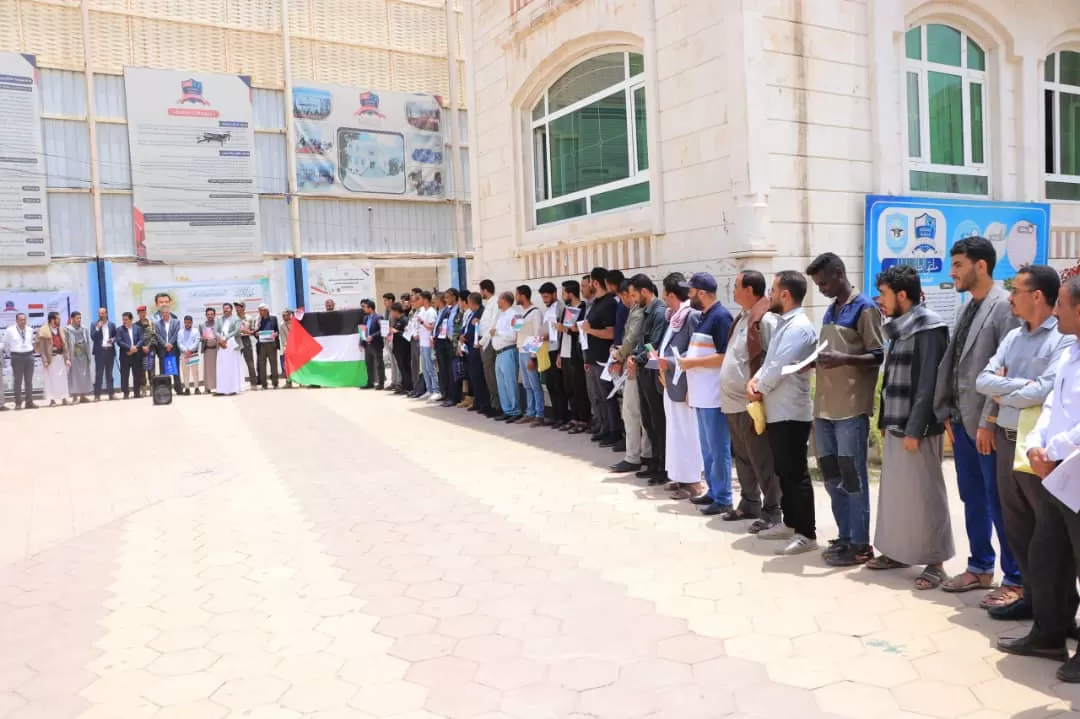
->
<box><xmin>93</xmin><ymin>74</ymin><xmax>128</xmax><ymax>120</ymax></box>
<box><xmin>259</xmin><ymin>196</ymin><xmax>291</xmax><ymax>255</ymax></box>
<box><xmin>39</xmin><ymin>69</ymin><xmax>87</xmax><ymax>117</ymax></box>
<box><xmin>46</xmin><ymin>192</ymin><xmax>95</xmax><ymax>258</ymax></box>
<box><xmin>254</xmin><ymin>133</ymin><xmax>288</xmax><ymax>195</ymax></box>
<box><xmin>252</xmin><ymin>89</ymin><xmax>286</xmax><ymax>130</ymax></box>
<box><xmin>101</xmin><ymin>194</ymin><xmax>134</xmax><ymax>257</ymax></box>
<box><xmin>42</xmin><ymin>119</ymin><xmax>91</xmax><ymax>189</ymax></box>
<box><xmin>300</xmin><ymin>198</ymin><xmax>455</xmax><ymax>255</ymax></box>
<box><xmin>95</xmin><ymin>122</ymin><xmax>131</xmax><ymax>189</ymax></box>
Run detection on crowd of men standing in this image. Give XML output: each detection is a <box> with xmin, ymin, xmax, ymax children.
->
<box><xmin>374</xmin><ymin>239</ymin><xmax>1080</xmax><ymax>681</ymax></box>
<box><xmin>0</xmin><ymin>292</ymin><xmax>293</xmax><ymax>407</ymax></box>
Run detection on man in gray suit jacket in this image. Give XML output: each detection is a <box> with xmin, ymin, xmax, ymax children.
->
<box><xmin>155</xmin><ymin>306</ymin><xmax>183</xmax><ymax>393</ymax></box>
<box><xmin>934</xmin><ymin>237</ymin><xmax>1019</xmax><ymax>603</ymax></box>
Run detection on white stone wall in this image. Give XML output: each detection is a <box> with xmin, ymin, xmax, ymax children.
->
<box><xmin>467</xmin><ymin>0</ymin><xmax>1080</xmax><ymax>313</ymax></box>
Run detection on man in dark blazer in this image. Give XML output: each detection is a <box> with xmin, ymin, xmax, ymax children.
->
<box><xmin>255</xmin><ymin>303</ymin><xmax>280</xmax><ymax>389</ymax></box>
<box><xmin>360</xmin><ymin>299</ymin><xmax>385</xmax><ymax>389</ymax></box>
<box><xmin>155</xmin><ymin>305</ymin><xmax>183</xmax><ymax>393</ymax></box>
<box><xmin>90</xmin><ymin>307</ymin><xmax>118</xmax><ymax>400</ymax></box>
<box><xmin>934</xmin><ymin>236</ymin><xmax>1019</xmax><ymax>600</ymax></box>
<box><xmin>115</xmin><ymin>312</ymin><xmax>145</xmax><ymax>398</ymax></box>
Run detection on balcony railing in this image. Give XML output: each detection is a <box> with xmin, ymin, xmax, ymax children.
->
<box><xmin>511</xmin><ymin>0</ymin><xmax>540</xmax><ymax>13</ymax></box>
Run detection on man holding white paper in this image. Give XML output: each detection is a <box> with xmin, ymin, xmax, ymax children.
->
<box><xmin>998</xmin><ymin>275</ymin><xmax>1080</xmax><ymax>680</ymax></box>
<box><xmin>747</xmin><ymin>271</ymin><xmax>820</xmax><ymax>556</ymax></box>
<box><xmin>177</xmin><ymin>315</ymin><xmax>202</xmax><ymax>395</ymax></box>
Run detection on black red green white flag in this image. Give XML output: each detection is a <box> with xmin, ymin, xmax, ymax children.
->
<box><xmin>284</xmin><ymin>309</ymin><xmax>368</xmax><ymax>387</ymax></box>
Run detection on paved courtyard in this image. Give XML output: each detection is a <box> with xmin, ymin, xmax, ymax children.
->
<box><xmin>1</xmin><ymin>388</ymin><xmax>1079</xmax><ymax>719</ymax></box>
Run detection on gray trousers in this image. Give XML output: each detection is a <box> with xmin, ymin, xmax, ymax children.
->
<box><xmin>585</xmin><ymin>363</ymin><xmax>603</xmax><ymax>430</ymax></box>
<box><xmin>728</xmin><ymin>410</ymin><xmax>782</xmax><ymax>521</ymax></box>
<box><xmin>482</xmin><ymin>342</ymin><xmax>499</xmax><ymax>409</ymax></box>
<box><xmin>621</xmin><ymin>376</ymin><xmax>651</xmax><ymax>463</ymax></box>
<box><xmin>410</xmin><ymin>339</ymin><xmax>421</xmax><ymax>392</ymax></box>
<box><xmin>389</xmin><ymin>346</ymin><xmax>400</xmax><ymax>388</ymax></box>
<box><xmin>10</xmin><ymin>352</ymin><xmax>35</xmax><ymax>407</ymax></box>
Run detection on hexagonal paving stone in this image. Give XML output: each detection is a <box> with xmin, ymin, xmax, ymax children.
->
<box><xmin>141</xmin><ymin>671</ymin><xmax>225</xmax><ymax>706</ymax></box>
<box><xmin>389</xmin><ymin>633</ymin><xmax>457</xmax><ymax>662</ymax></box>
<box><xmin>86</xmin><ymin>647</ymin><xmax>160</xmax><ymax>677</ymax></box>
<box><xmin>766</xmin><ymin>656</ymin><xmax>843</xmax><ymax>690</ymax></box>
<box><xmin>273</xmin><ymin>652</ymin><xmax>344</xmax><ymax>683</ymax></box>
<box><xmin>549</xmin><ymin>657</ymin><xmax>620</xmax><ymax>691</ymax></box>
<box><xmin>840</xmin><ymin>652</ymin><xmax>919</xmax><ymax>688</ymax></box>
<box><xmin>147</xmin><ymin>648</ymin><xmax>220</xmax><ymax>676</ymax></box>
<box><xmin>791</xmin><ymin>632</ymin><xmax>867</xmax><ymax>662</ymax></box>
<box><xmin>374</xmin><ymin>614</ymin><xmax>438</xmax><ymax>639</ymax></box>
<box><xmin>279</xmin><ymin>677</ymin><xmax>359</xmax><ymax>713</ymax></box>
<box><xmin>348</xmin><ymin>679</ymin><xmax>429</xmax><ymax>715</ymax></box>
<box><xmin>724</xmin><ymin>633</ymin><xmax>794</xmax><ymax>663</ymax></box>
<box><xmin>891</xmin><ymin>679</ymin><xmax>981</xmax><ymax>718</ymax></box>
<box><xmin>656</xmin><ymin>633</ymin><xmax>725</xmax><ymax>664</ymax></box>
<box><xmin>455</xmin><ymin>634</ymin><xmax>523</xmax><ymax>662</ymax></box>
<box><xmin>424</xmin><ymin>680</ymin><xmax>502</xmax><ymax>717</ymax></box>
<box><xmin>149</xmin><ymin>627</ymin><xmax>214</xmax><ymax>653</ymax></box>
<box><xmin>912</xmin><ymin>653</ymin><xmax>997</xmax><ymax>685</ymax></box>
<box><xmin>404</xmin><ymin>581</ymin><xmax>461</xmax><ymax>601</ymax></box>
<box><xmin>211</xmin><ymin>675</ymin><xmax>290</xmax><ymax>711</ymax></box>
<box><xmin>970</xmin><ymin>677</ymin><xmax>1059</xmax><ymax>715</ymax></box>
<box><xmin>339</xmin><ymin>656</ymin><xmax>410</xmax><ymax>686</ymax></box>
<box><xmin>475</xmin><ymin>656</ymin><xmax>548</xmax><ymax>691</ymax></box>
<box><xmin>618</xmin><ymin>658</ymin><xmax>692</xmax><ymax>689</ymax></box>
<box><xmin>576</xmin><ymin>683</ymin><xmax>658</xmax><ymax>719</ymax></box>
<box><xmin>406</xmin><ymin>656</ymin><xmax>479</xmax><ymax>688</ymax></box>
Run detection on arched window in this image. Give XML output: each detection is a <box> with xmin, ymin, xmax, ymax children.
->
<box><xmin>1045</xmin><ymin>50</ymin><xmax>1080</xmax><ymax>201</ymax></box>
<box><xmin>904</xmin><ymin>24</ymin><xmax>988</xmax><ymax>195</ymax></box>
<box><xmin>530</xmin><ymin>51</ymin><xmax>649</xmax><ymax>226</ymax></box>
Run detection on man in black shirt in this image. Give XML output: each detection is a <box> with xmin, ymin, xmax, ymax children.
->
<box><xmin>582</xmin><ymin>266</ymin><xmax>622</xmax><ymax>446</ymax></box>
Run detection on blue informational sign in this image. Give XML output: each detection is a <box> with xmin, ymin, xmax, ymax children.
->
<box><xmin>864</xmin><ymin>195</ymin><xmax>1050</xmax><ymax>326</ymax></box>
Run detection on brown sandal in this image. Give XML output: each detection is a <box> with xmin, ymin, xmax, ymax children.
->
<box><xmin>979</xmin><ymin>585</ymin><xmax>1023</xmax><ymax>608</ymax></box>
<box><xmin>941</xmin><ymin>571</ymin><xmax>995</xmax><ymax>593</ymax></box>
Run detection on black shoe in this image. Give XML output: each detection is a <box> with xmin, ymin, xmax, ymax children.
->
<box><xmin>987</xmin><ymin>596</ymin><xmax>1033</xmax><ymax>621</ymax></box>
<box><xmin>0</xmin><ymin>406</ymin><xmax>7</xmax><ymax>412</ymax></box>
<box><xmin>25</xmin><ymin>402</ymin><xmax>37</xmax><ymax>409</ymax></box>
<box><xmin>997</xmin><ymin>634</ymin><xmax>1068</xmax><ymax>662</ymax></box>
<box><xmin>636</xmin><ymin>466</ymin><xmax>657</xmax><ymax>479</ymax></box>
<box><xmin>824</xmin><ymin>544</ymin><xmax>874</xmax><ymax>567</ymax></box>
<box><xmin>590</xmin><ymin>433</ymin><xmax>605</xmax><ymax>442</ymax></box>
<box><xmin>609</xmin><ymin>460</ymin><xmax>639</xmax><ymax>473</ymax></box>
<box><xmin>690</xmin><ymin>493</ymin><xmax>714</xmax><ymax>506</ymax></box>
<box><xmin>610</xmin><ymin>440</ymin><xmax>626</xmax><ymax>453</ymax></box>
<box><xmin>701</xmin><ymin>503</ymin><xmax>734</xmax><ymax>517</ymax></box>
<box><xmin>598</xmin><ymin>435</ymin><xmax>620</xmax><ymax>448</ymax></box>
<box><xmin>647</xmin><ymin>475</ymin><xmax>667</xmax><ymax>486</ymax></box>
<box><xmin>821</xmin><ymin>540</ymin><xmax>849</xmax><ymax>559</ymax></box>
<box><xmin>1058</xmin><ymin>653</ymin><xmax>1080</xmax><ymax>683</ymax></box>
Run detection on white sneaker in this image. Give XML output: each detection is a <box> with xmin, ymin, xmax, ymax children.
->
<box><xmin>757</xmin><ymin>524</ymin><xmax>795</xmax><ymax>541</ymax></box>
<box><xmin>775</xmin><ymin>534</ymin><xmax>819</xmax><ymax>556</ymax></box>
<box><xmin>429</xmin><ymin>393</ymin><xmax>443</xmax><ymax>401</ymax></box>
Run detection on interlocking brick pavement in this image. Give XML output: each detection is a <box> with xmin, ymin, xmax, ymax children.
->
<box><xmin>0</xmin><ymin>388</ymin><xmax>1077</xmax><ymax>718</ymax></box>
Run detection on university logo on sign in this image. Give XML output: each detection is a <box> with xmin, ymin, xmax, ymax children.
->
<box><xmin>178</xmin><ymin>79</ymin><xmax>210</xmax><ymax>106</ymax></box>
<box><xmin>914</xmin><ymin>213</ymin><xmax>937</xmax><ymax>241</ymax></box>
<box><xmin>885</xmin><ymin>213</ymin><xmax>909</xmax><ymax>253</ymax></box>
<box><xmin>354</xmin><ymin>91</ymin><xmax>385</xmax><ymax>119</ymax></box>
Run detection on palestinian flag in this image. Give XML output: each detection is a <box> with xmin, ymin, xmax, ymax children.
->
<box><xmin>285</xmin><ymin>309</ymin><xmax>368</xmax><ymax>387</ymax></box>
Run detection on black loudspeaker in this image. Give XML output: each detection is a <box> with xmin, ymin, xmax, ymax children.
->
<box><xmin>152</xmin><ymin>375</ymin><xmax>174</xmax><ymax>405</ymax></box>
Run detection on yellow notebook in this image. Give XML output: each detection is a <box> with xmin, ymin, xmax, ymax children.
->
<box><xmin>746</xmin><ymin>400</ymin><xmax>767</xmax><ymax>435</ymax></box>
<box><xmin>1013</xmin><ymin>406</ymin><xmax>1043</xmax><ymax>476</ymax></box>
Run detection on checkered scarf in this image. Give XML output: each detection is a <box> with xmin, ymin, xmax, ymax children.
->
<box><xmin>880</xmin><ymin>303</ymin><xmax>946</xmax><ymax>430</ymax></box>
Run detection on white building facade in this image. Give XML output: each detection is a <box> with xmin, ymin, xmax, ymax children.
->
<box><xmin>465</xmin><ymin>0</ymin><xmax>1080</xmax><ymax>306</ymax></box>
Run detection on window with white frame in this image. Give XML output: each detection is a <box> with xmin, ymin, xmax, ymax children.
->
<box><xmin>904</xmin><ymin>24</ymin><xmax>989</xmax><ymax>195</ymax></box>
<box><xmin>530</xmin><ymin>51</ymin><xmax>649</xmax><ymax>226</ymax></box>
<box><xmin>1045</xmin><ymin>50</ymin><xmax>1080</xmax><ymax>201</ymax></box>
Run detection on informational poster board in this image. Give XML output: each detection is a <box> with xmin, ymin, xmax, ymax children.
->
<box><xmin>292</xmin><ymin>83</ymin><xmax>445</xmax><ymax>198</ymax></box>
<box><xmin>864</xmin><ymin>195</ymin><xmax>1050</xmax><ymax>327</ymax></box>
<box><xmin>124</xmin><ymin>68</ymin><xmax>261</xmax><ymax>262</ymax></box>
<box><xmin>130</xmin><ymin>278</ymin><xmax>271</xmax><ymax>323</ymax></box>
<box><xmin>0</xmin><ymin>52</ymin><xmax>49</xmax><ymax>265</ymax></box>
<box><xmin>0</xmin><ymin>291</ymin><xmax>76</xmax><ymax>394</ymax></box>
<box><xmin>308</xmin><ymin>264</ymin><xmax>375</xmax><ymax>311</ymax></box>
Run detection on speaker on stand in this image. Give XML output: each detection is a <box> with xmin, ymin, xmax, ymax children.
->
<box><xmin>152</xmin><ymin>375</ymin><xmax>174</xmax><ymax>405</ymax></box>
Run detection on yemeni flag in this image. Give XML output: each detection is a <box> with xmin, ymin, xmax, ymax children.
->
<box><xmin>285</xmin><ymin>309</ymin><xmax>368</xmax><ymax>387</ymax></box>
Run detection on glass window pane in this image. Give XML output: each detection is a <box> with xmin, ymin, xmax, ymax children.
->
<box><xmin>1046</xmin><ymin>181</ymin><xmax>1080</xmax><ymax>201</ymax></box>
<box><xmin>537</xmin><ymin>199</ymin><xmax>587</xmax><ymax>225</ymax></box>
<box><xmin>532</xmin><ymin>98</ymin><xmax>545</xmax><ymax>121</ymax></box>
<box><xmin>909</xmin><ymin>170</ymin><xmax>988</xmax><ymax>195</ymax></box>
<box><xmin>548</xmin><ymin>91</ymin><xmax>630</xmax><ymax>198</ymax></box>
<box><xmin>970</xmin><ymin>82</ymin><xmax>984</xmax><ymax>164</ymax></box>
<box><xmin>907</xmin><ymin>72</ymin><xmax>921</xmax><ymax>158</ymax></box>
<box><xmin>1061</xmin><ymin>91</ymin><xmax>1080</xmax><ymax>176</ymax></box>
<box><xmin>533</xmin><ymin>126</ymin><xmax>548</xmax><ymax>201</ymax></box>
<box><xmin>629</xmin><ymin>53</ymin><xmax>644</xmax><ymax>77</ymax></box>
<box><xmin>928</xmin><ymin>71</ymin><xmax>964</xmax><ymax>166</ymax></box>
<box><xmin>1062</xmin><ymin>51</ymin><xmax>1080</xmax><ymax>87</ymax></box>
<box><xmin>1046</xmin><ymin>53</ymin><xmax>1057</xmax><ymax>83</ymax></box>
<box><xmin>548</xmin><ymin>53</ymin><xmax>626</xmax><ymax>113</ymax></box>
<box><xmin>591</xmin><ymin>182</ymin><xmax>650</xmax><ymax>213</ymax></box>
<box><xmin>966</xmin><ymin>38</ymin><xmax>985</xmax><ymax>71</ymax></box>
<box><xmin>1046</xmin><ymin>89</ymin><xmax>1057</xmax><ymax>174</ymax></box>
<box><xmin>633</xmin><ymin>86</ymin><xmax>648</xmax><ymax>172</ymax></box>
<box><xmin>905</xmin><ymin>28</ymin><xmax>921</xmax><ymax>60</ymax></box>
<box><xmin>926</xmin><ymin>24</ymin><xmax>962</xmax><ymax>67</ymax></box>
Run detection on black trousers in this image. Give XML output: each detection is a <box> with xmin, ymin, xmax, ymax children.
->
<box><xmin>767</xmin><ymin>420</ymin><xmax>815</xmax><ymax>539</ymax></box>
<box><xmin>562</xmin><ymin>356</ymin><xmax>590</xmax><ymax>423</ymax></box>
<box><xmin>257</xmin><ymin>343</ymin><xmax>280</xmax><ymax>387</ymax></box>
<box><xmin>364</xmin><ymin>342</ymin><xmax>385</xmax><ymax>388</ymax></box>
<box><xmin>467</xmin><ymin>347</ymin><xmax>489</xmax><ymax>411</ymax></box>
<box><xmin>158</xmin><ymin>349</ymin><xmax>183</xmax><ymax>392</ymax></box>
<box><xmin>545</xmin><ymin>350</ymin><xmax>569</xmax><ymax>422</ymax></box>
<box><xmin>94</xmin><ymin>349</ymin><xmax>116</xmax><ymax>398</ymax></box>
<box><xmin>393</xmin><ymin>342</ymin><xmax>413</xmax><ymax>393</ymax></box>
<box><xmin>119</xmin><ymin>352</ymin><xmax>145</xmax><ymax>397</ymax></box>
<box><xmin>638</xmin><ymin>369</ymin><xmax>665</xmax><ymax>474</ymax></box>
<box><xmin>1028</xmin><ymin>478</ymin><xmax>1080</xmax><ymax>644</ymax></box>
<box><xmin>435</xmin><ymin>339</ymin><xmax>456</xmax><ymax>401</ymax></box>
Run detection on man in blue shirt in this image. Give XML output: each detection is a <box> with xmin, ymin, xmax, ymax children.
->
<box><xmin>679</xmin><ymin>272</ymin><xmax>735</xmax><ymax>517</ymax></box>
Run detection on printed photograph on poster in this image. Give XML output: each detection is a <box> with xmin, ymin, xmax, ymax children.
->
<box><xmin>309</xmin><ymin>266</ymin><xmax>375</xmax><ymax>311</ymax></box>
<box><xmin>131</xmin><ymin>279</ymin><xmax>271</xmax><ymax>322</ymax></box>
<box><xmin>865</xmin><ymin>195</ymin><xmax>1050</xmax><ymax>328</ymax></box>
<box><xmin>291</xmin><ymin>84</ymin><xmax>445</xmax><ymax>200</ymax></box>
<box><xmin>124</xmin><ymin>68</ymin><xmax>262</xmax><ymax>263</ymax></box>
<box><xmin>0</xmin><ymin>291</ymin><xmax>77</xmax><ymax>396</ymax></box>
<box><xmin>0</xmin><ymin>52</ymin><xmax>50</xmax><ymax>266</ymax></box>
